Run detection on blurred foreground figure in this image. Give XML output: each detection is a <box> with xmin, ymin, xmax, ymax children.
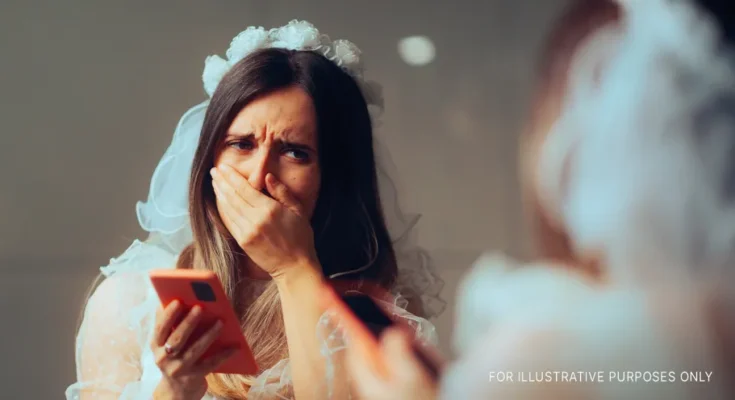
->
<box><xmin>347</xmin><ymin>0</ymin><xmax>735</xmax><ymax>399</ymax></box>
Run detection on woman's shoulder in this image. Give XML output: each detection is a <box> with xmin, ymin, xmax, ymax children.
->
<box><xmin>89</xmin><ymin>271</ymin><xmax>151</xmax><ymax>310</ymax></box>
<box><xmin>69</xmin><ymin>270</ymin><xmax>164</xmax><ymax>400</ymax></box>
<box><xmin>99</xmin><ymin>237</ymin><xmax>181</xmax><ymax>276</ymax></box>
<box><xmin>456</xmin><ymin>252</ymin><xmax>596</xmax><ymax>310</ymax></box>
<box><xmin>86</xmin><ymin>237</ymin><xmax>181</xmax><ymax>315</ymax></box>
<box><xmin>458</xmin><ymin>252</ymin><xmax>592</xmax><ymax>292</ymax></box>
<box><xmin>79</xmin><ymin>270</ymin><xmax>158</xmax><ymax>340</ymax></box>
<box><xmin>452</xmin><ymin>252</ymin><xmax>598</xmax><ymax>353</ymax></box>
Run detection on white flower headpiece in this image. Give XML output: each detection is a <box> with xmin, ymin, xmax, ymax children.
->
<box><xmin>201</xmin><ymin>20</ymin><xmax>383</xmax><ymax>111</ymax></box>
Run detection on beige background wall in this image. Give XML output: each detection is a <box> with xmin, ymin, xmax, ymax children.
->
<box><xmin>0</xmin><ymin>0</ymin><xmax>567</xmax><ymax>397</ymax></box>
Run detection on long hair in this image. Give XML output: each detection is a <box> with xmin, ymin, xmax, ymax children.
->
<box><xmin>176</xmin><ymin>48</ymin><xmax>398</xmax><ymax>398</ymax></box>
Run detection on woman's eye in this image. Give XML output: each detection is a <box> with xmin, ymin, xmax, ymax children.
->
<box><xmin>227</xmin><ymin>140</ymin><xmax>254</xmax><ymax>151</ymax></box>
<box><xmin>285</xmin><ymin>148</ymin><xmax>310</xmax><ymax>161</ymax></box>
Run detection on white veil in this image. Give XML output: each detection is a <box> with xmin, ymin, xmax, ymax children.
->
<box><xmin>107</xmin><ymin>20</ymin><xmax>446</xmax><ymax>318</ymax></box>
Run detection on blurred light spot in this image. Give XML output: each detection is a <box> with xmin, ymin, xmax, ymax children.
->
<box><xmin>398</xmin><ymin>36</ymin><xmax>436</xmax><ymax>66</ymax></box>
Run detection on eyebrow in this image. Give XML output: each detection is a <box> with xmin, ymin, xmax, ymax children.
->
<box><xmin>225</xmin><ymin>132</ymin><xmax>316</xmax><ymax>151</ymax></box>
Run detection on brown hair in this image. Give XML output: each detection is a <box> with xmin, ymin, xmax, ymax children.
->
<box><xmin>178</xmin><ymin>48</ymin><xmax>398</xmax><ymax>398</ymax></box>
<box><xmin>520</xmin><ymin>0</ymin><xmax>621</xmax><ymax>276</ymax></box>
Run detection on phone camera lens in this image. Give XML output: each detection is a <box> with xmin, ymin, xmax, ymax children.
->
<box><xmin>191</xmin><ymin>281</ymin><xmax>216</xmax><ymax>302</ymax></box>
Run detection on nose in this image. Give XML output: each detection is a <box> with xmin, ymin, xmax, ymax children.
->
<box><xmin>246</xmin><ymin>148</ymin><xmax>273</xmax><ymax>193</ymax></box>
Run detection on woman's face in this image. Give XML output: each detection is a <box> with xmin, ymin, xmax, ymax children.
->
<box><xmin>523</xmin><ymin>21</ymin><xmax>620</xmax><ymax>277</ymax></box>
<box><xmin>214</xmin><ymin>85</ymin><xmax>321</xmax><ymax>219</ymax></box>
<box><xmin>521</xmin><ymin>82</ymin><xmax>576</xmax><ymax>263</ymax></box>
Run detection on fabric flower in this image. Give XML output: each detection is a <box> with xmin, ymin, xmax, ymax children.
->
<box><xmin>272</xmin><ymin>20</ymin><xmax>321</xmax><ymax>50</ymax></box>
<box><xmin>202</xmin><ymin>55</ymin><xmax>229</xmax><ymax>96</ymax></box>
<box><xmin>200</xmin><ymin>20</ymin><xmax>379</xmax><ymax>113</ymax></box>
<box><xmin>226</xmin><ymin>26</ymin><xmax>270</xmax><ymax>64</ymax></box>
<box><xmin>331</xmin><ymin>39</ymin><xmax>361</xmax><ymax>68</ymax></box>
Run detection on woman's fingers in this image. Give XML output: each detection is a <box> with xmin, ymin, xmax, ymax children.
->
<box><xmin>346</xmin><ymin>344</ymin><xmax>390</xmax><ymax>399</ymax></box>
<box><xmin>213</xmin><ymin>179</ymin><xmax>254</xmax><ymax>240</ymax></box>
<box><xmin>212</xmin><ymin>172</ymin><xmax>262</xmax><ymax>231</ymax></box>
<box><xmin>412</xmin><ymin>340</ymin><xmax>445</xmax><ymax>375</ymax></box>
<box><xmin>213</xmin><ymin>164</ymin><xmax>272</xmax><ymax>207</ymax></box>
<box><xmin>210</xmin><ymin>165</ymin><xmax>273</xmax><ymax>215</ymax></box>
<box><xmin>265</xmin><ymin>173</ymin><xmax>304</xmax><ymax>217</ymax></box>
<box><xmin>164</xmin><ymin>305</ymin><xmax>203</xmax><ymax>355</ymax></box>
<box><xmin>153</xmin><ymin>300</ymin><xmax>183</xmax><ymax>347</ymax></box>
<box><xmin>213</xmin><ymin>176</ymin><xmax>251</xmax><ymax>219</ymax></box>
<box><xmin>180</xmin><ymin>320</ymin><xmax>224</xmax><ymax>363</ymax></box>
<box><xmin>381</xmin><ymin>328</ymin><xmax>432</xmax><ymax>383</ymax></box>
<box><xmin>211</xmin><ymin>166</ymin><xmax>255</xmax><ymax>207</ymax></box>
<box><xmin>195</xmin><ymin>346</ymin><xmax>239</xmax><ymax>375</ymax></box>
<box><xmin>153</xmin><ymin>310</ymin><xmax>235</xmax><ymax>381</ymax></box>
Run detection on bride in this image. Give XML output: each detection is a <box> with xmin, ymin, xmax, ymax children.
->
<box><xmin>65</xmin><ymin>20</ymin><xmax>443</xmax><ymax>400</ymax></box>
<box><xmin>346</xmin><ymin>0</ymin><xmax>735</xmax><ymax>399</ymax></box>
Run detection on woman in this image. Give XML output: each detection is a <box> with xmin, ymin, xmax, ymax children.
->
<box><xmin>66</xmin><ymin>20</ymin><xmax>443</xmax><ymax>400</ymax></box>
<box><xmin>346</xmin><ymin>0</ymin><xmax>735</xmax><ymax>399</ymax></box>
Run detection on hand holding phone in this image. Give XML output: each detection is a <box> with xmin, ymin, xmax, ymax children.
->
<box><xmin>322</xmin><ymin>285</ymin><xmax>441</xmax><ymax>381</ymax></box>
<box><xmin>148</xmin><ymin>269</ymin><xmax>258</xmax><ymax>377</ymax></box>
<box><xmin>150</xmin><ymin>300</ymin><xmax>238</xmax><ymax>400</ymax></box>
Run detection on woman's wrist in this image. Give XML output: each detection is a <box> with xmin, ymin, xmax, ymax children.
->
<box><xmin>152</xmin><ymin>380</ymin><xmax>194</xmax><ymax>400</ymax></box>
<box><xmin>153</xmin><ymin>381</ymin><xmax>176</xmax><ymax>400</ymax></box>
<box><xmin>273</xmin><ymin>256</ymin><xmax>324</xmax><ymax>292</ymax></box>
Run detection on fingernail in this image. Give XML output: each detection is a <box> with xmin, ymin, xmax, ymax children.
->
<box><xmin>214</xmin><ymin>320</ymin><xmax>224</xmax><ymax>330</ymax></box>
<box><xmin>210</xmin><ymin>167</ymin><xmax>218</xmax><ymax>178</ymax></box>
<box><xmin>191</xmin><ymin>305</ymin><xmax>202</xmax><ymax>315</ymax></box>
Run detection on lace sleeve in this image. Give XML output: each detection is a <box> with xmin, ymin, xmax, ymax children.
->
<box><xmin>65</xmin><ymin>271</ymin><xmax>159</xmax><ymax>400</ymax></box>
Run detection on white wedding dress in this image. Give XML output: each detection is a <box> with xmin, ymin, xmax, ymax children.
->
<box><xmin>64</xmin><ymin>19</ymin><xmax>446</xmax><ymax>400</ymax></box>
<box><xmin>440</xmin><ymin>253</ymin><xmax>731</xmax><ymax>400</ymax></box>
<box><xmin>65</xmin><ymin>238</ymin><xmax>438</xmax><ymax>400</ymax></box>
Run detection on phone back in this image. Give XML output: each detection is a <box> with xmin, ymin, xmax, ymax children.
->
<box><xmin>321</xmin><ymin>287</ymin><xmax>390</xmax><ymax>375</ymax></box>
<box><xmin>149</xmin><ymin>269</ymin><xmax>258</xmax><ymax>375</ymax></box>
<box><xmin>322</xmin><ymin>286</ymin><xmax>440</xmax><ymax>380</ymax></box>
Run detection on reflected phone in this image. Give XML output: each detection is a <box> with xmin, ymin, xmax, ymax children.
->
<box><xmin>324</xmin><ymin>287</ymin><xmax>440</xmax><ymax>380</ymax></box>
